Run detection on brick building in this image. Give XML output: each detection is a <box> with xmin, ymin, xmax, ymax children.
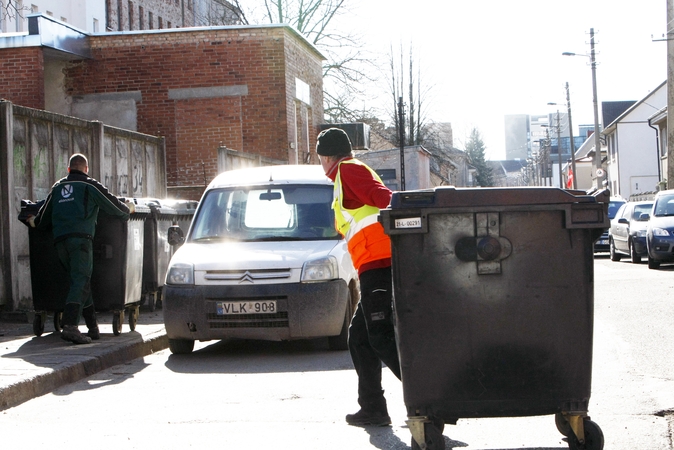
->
<box><xmin>0</xmin><ymin>14</ymin><xmax>325</xmax><ymax>198</ymax></box>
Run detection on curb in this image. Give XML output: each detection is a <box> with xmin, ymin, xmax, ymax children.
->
<box><xmin>0</xmin><ymin>331</ymin><xmax>168</xmax><ymax>411</ymax></box>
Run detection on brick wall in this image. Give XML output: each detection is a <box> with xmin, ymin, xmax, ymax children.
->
<box><xmin>64</xmin><ymin>26</ymin><xmax>324</xmax><ymax>188</ymax></box>
<box><xmin>0</xmin><ymin>47</ymin><xmax>45</xmax><ymax>109</ymax></box>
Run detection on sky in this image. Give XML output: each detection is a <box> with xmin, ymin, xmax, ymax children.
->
<box><xmin>338</xmin><ymin>0</ymin><xmax>668</xmax><ymax>160</ymax></box>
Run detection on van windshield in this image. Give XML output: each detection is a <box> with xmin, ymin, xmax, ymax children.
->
<box><xmin>189</xmin><ymin>185</ymin><xmax>341</xmax><ymax>242</ymax></box>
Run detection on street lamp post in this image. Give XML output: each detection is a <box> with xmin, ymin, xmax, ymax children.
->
<box><xmin>563</xmin><ymin>27</ymin><xmax>603</xmax><ymax>189</ymax></box>
<box><xmin>543</xmin><ymin>106</ymin><xmax>564</xmax><ymax>189</ymax></box>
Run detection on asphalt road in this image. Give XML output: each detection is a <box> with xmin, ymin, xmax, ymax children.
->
<box><xmin>1</xmin><ymin>256</ymin><xmax>672</xmax><ymax>450</ymax></box>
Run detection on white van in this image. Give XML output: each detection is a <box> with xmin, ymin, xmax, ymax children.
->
<box><xmin>163</xmin><ymin>165</ymin><xmax>359</xmax><ymax>354</ymax></box>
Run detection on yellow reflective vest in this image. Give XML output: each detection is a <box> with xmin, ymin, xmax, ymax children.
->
<box><xmin>332</xmin><ymin>159</ymin><xmax>392</xmax><ymax>272</ymax></box>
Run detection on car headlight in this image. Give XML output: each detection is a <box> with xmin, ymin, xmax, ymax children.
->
<box><xmin>301</xmin><ymin>256</ymin><xmax>338</xmax><ymax>282</ymax></box>
<box><xmin>166</xmin><ymin>263</ymin><xmax>194</xmax><ymax>285</ymax></box>
<box><xmin>635</xmin><ymin>230</ymin><xmax>647</xmax><ymax>237</ymax></box>
<box><xmin>652</xmin><ymin>228</ymin><xmax>670</xmax><ymax>237</ymax></box>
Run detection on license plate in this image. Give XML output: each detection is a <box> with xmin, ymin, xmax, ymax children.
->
<box><xmin>598</xmin><ymin>239</ymin><xmax>608</xmax><ymax>246</ymax></box>
<box><xmin>216</xmin><ymin>300</ymin><xmax>277</xmax><ymax>315</ymax></box>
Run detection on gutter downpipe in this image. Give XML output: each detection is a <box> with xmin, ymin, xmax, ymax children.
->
<box><xmin>648</xmin><ymin>117</ymin><xmax>662</xmax><ymax>183</ymax></box>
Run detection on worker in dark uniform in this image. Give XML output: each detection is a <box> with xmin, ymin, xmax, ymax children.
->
<box><xmin>317</xmin><ymin>128</ymin><xmax>401</xmax><ymax>426</ymax></box>
<box><xmin>28</xmin><ymin>153</ymin><xmax>133</xmax><ymax>344</ymax></box>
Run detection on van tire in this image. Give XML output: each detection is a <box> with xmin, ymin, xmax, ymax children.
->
<box><xmin>169</xmin><ymin>338</ymin><xmax>195</xmax><ymax>354</ymax></box>
<box><xmin>328</xmin><ymin>291</ymin><xmax>352</xmax><ymax>351</ymax></box>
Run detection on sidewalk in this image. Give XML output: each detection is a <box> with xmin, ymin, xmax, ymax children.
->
<box><xmin>0</xmin><ymin>309</ymin><xmax>168</xmax><ymax>411</ymax></box>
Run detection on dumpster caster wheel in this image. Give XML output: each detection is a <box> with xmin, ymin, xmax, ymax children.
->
<box><xmin>53</xmin><ymin>312</ymin><xmax>63</xmax><ymax>332</ymax></box>
<box><xmin>168</xmin><ymin>338</ymin><xmax>195</xmax><ymax>354</ymax></box>
<box><xmin>567</xmin><ymin>419</ymin><xmax>604</xmax><ymax>450</ymax></box>
<box><xmin>410</xmin><ymin>419</ymin><xmax>445</xmax><ymax>450</ymax></box>
<box><xmin>33</xmin><ymin>313</ymin><xmax>45</xmax><ymax>337</ymax></box>
<box><xmin>129</xmin><ymin>307</ymin><xmax>139</xmax><ymax>331</ymax></box>
<box><xmin>112</xmin><ymin>311</ymin><xmax>124</xmax><ymax>336</ymax></box>
<box><xmin>555</xmin><ymin>412</ymin><xmax>572</xmax><ymax>437</ymax></box>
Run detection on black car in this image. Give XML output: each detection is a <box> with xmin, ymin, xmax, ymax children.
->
<box><xmin>608</xmin><ymin>201</ymin><xmax>652</xmax><ymax>263</ymax></box>
<box><xmin>594</xmin><ymin>197</ymin><xmax>626</xmax><ymax>253</ymax></box>
<box><xmin>646</xmin><ymin>189</ymin><xmax>674</xmax><ymax>269</ymax></box>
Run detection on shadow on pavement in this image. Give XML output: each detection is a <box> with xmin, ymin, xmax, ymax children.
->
<box><xmin>165</xmin><ymin>337</ymin><xmax>354</xmax><ymax>374</ymax></box>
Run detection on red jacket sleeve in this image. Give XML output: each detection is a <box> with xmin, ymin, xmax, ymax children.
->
<box><xmin>339</xmin><ymin>163</ymin><xmax>392</xmax><ymax>210</ymax></box>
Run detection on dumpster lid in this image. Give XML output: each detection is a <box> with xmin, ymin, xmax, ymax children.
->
<box><xmin>389</xmin><ymin>187</ymin><xmax>609</xmax><ymax>209</ymax></box>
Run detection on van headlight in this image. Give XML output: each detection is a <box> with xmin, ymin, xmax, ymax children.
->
<box><xmin>301</xmin><ymin>256</ymin><xmax>338</xmax><ymax>282</ymax></box>
<box><xmin>652</xmin><ymin>227</ymin><xmax>670</xmax><ymax>237</ymax></box>
<box><xmin>166</xmin><ymin>263</ymin><xmax>194</xmax><ymax>285</ymax></box>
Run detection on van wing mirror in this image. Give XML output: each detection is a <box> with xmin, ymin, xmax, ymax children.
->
<box><xmin>168</xmin><ymin>225</ymin><xmax>185</xmax><ymax>246</ymax></box>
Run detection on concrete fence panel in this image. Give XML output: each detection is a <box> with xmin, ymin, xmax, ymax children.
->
<box><xmin>0</xmin><ymin>100</ymin><xmax>166</xmax><ymax>311</ymax></box>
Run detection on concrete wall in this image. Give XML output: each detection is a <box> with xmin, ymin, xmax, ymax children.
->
<box><xmin>0</xmin><ymin>100</ymin><xmax>166</xmax><ymax>311</ymax></box>
<box><xmin>356</xmin><ymin>146</ymin><xmax>432</xmax><ymax>191</ymax></box>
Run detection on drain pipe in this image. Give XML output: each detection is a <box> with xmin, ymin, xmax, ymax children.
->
<box><xmin>647</xmin><ymin>117</ymin><xmax>662</xmax><ymax>184</ymax></box>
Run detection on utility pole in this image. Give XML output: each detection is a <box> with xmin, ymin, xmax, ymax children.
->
<box><xmin>556</xmin><ymin>110</ymin><xmax>563</xmax><ymax>188</ymax></box>
<box><xmin>590</xmin><ymin>28</ymin><xmax>603</xmax><ymax>189</ymax></box>
<box><xmin>566</xmin><ymin>82</ymin><xmax>577</xmax><ymax>189</ymax></box>
<box><xmin>658</xmin><ymin>0</ymin><xmax>674</xmax><ymax>189</ymax></box>
<box><xmin>398</xmin><ymin>96</ymin><xmax>406</xmax><ymax>191</ymax></box>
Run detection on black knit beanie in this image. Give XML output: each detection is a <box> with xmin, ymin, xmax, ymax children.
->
<box><xmin>316</xmin><ymin>128</ymin><xmax>352</xmax><ymax>156</ymax></box>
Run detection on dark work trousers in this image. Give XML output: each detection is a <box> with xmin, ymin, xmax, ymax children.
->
<box><xmin>55</xmin><ymin>237</ymin><xmax>94</xmax><ymax>325</ymax></box>
<box><xmin>348</xmin><ymin>266</ymin><xmax>401</xmax><ymax>412</ymax></box>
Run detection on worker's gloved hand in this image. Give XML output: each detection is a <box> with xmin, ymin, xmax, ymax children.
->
<box><xmin>27</xmin><ymin>215</ymin><xmax>36</xmax><ymax>228</ymax></box>
<box><xmin>125</xmin><ymin>201</ymin><xmax>136</xmax><ymax>214</ymax></box>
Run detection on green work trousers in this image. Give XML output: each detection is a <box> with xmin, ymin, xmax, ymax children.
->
<box><xmin>55</xmin><ymin>237</ymin><xmax>94</xmax><ymax>325</ymax></box>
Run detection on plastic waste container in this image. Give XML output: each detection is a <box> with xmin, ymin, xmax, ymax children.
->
<box><xmin>18</xmin><ymin>200</ymin><xmax>68</xmax><ymax>336</ymax></box>
<box><xmin>91</xmin><ymin>202</ymin><xmax>151</xmax><ymax>335</ymax></box>
<box><xmin>134</xmin><ymin>199</ymin><xmax>197</xmax><ymax>311</ymax></box>
<box><xmin>380</xmin><ymin>186</ymin><xmax>609</xmax><ymax>450</ymax></box>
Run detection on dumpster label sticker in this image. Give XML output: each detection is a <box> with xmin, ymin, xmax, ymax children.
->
<box><xmin>395</xmin><ymin>217</ymin><xmax>422</xmax><ymax>229</ymax></box>
<box><xmin>133</xmin><ymin>229</ymin><xmax>141</xmax><ymax>251</ymax></box>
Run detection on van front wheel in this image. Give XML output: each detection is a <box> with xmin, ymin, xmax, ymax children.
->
<box><xmin>169</xmin><ymin>338</ymin><xmax>195</xmax><ymax>354</ymax></box>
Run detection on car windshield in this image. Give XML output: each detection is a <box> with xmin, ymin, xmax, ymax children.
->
<box><xmin>189</xmin><ymin>184</ymin><xmax>340</xmax><ymax>242</ymax></box>
<box><xmin>608</xmin><ymin>201</ymin><xmax>626</xmax><ymax>220</ymax></box>
<box><xmin>653</xmin><ymin>194</ymin><xmax>674</xmax><ymax>217</ymax></box>
<box><xmin>632</xmin><ymin>203</ymin><xmax>653</xmax><ymax>221</ymax></box>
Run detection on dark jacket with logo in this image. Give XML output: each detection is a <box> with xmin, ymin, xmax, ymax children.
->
<box><xmin>34</xmin><ymin>169</ymin><xmax>130</xmax><ymax>241</ymax></box>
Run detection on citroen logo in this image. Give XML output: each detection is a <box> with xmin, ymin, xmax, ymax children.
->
<box><xmin>61</xmin><ymin>184</ymin><xmax>74</xmax><ymax>198</ymax></box>
<box><xmin>239</xmin><ymin>271</ymin><xmax>255</xmax><ymax>284</ymax></box>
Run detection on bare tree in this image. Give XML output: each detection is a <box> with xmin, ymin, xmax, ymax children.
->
<box><xmin>238</xmin><ymin>0</ymin><xmax>376</xmax><ymax>122</ymax></box>
<box><xmin>1</xmin><ymin>0</ymin><xmax>29</xmax><ymax>22</ymax></box>
<box><xmin>387</xmin><ymin>42</ymin><xmax>433</xmax><ymax>148</ymax></box>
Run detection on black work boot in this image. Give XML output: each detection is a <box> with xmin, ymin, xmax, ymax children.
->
<box><xmin>82</xmin><ymin>305</ymin><xmax>100</xmax><ymax>340</ymax></box>
<box><xmin>345</xmin><ymin>409</ymin><xmax>391</xmax><ymax>427</ymax></box>
<box><xmin>61</xmin><ymin>325</ymin><xmax>92</xmax><ymax>345</ymax></box>
<box><xmin>60</xmin><ymin>303</ymin><xmax>91</xmax><ymax>345</ymax></box>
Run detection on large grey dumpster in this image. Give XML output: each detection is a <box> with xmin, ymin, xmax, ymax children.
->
<box><xmin>136</xmin><ymin>199</ymin><xmax>197</xmax><ymax>311</ymax></box>
<box><xmin>380</xmin><ymin>186</ymin><xmax>609</xmax><ymax>450</ymax></box>
<box><xmin>91</xmin><ymin>203</ymin><xmax>151</xmax><ymax>335</ymax></box>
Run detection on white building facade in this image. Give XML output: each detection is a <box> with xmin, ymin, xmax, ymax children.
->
<box><xmin>603</xmin><ymin>81</ymin><xmax>666</xmax><ymax>198</ymax></box>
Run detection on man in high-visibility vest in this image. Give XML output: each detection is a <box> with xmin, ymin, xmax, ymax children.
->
<box><xmin>317</xmin><ymin>128</ymin><xmax>401</xmax><ymax>427</ymax></box>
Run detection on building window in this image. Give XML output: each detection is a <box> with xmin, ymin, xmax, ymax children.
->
<box><xmin>148</xmin><ymin>12</ymin><xmax>153</xmax><ymax>29</ymax></box>
<box><xmin>93</xmin><ymin>18</ymin><xmax>99</xmax><ymax>32</ymax></box>
<box><xmin>61</xmin><ymin>17</ymin><xmax>67</xmax><ymax>23</ymax></box>
<box><xmin>117</xmin><ymin>0</ymin><xmax>123</xmax><ymax>30</ymax></box>
<box><xmin>187</xmin><ymin>0</ymin><xmax>192</xmax><ymax>11</ymax></box>
<box><xmin>139</xmin><ymin>6</ymin><xmax>144</xmax><ymax>28</ymax></box>
<box><xmin>167</xmin><ymin>21</ymin><xmax>172</xmax><ymax>28</ymax></box>
<box><xmin>128</xmin><ymin>1</ymin><xmax>133</xmax><ymax>30</ymax></box>
<box><xmin>158</xmin><ymin>16</ymin><xmax>163</xmax><ymax>29</ymax></box>
<box><xmin>31</xmin><ymin>4</ymin><xmax>38</xmax><ymax>13</ymax></box>
<box><xmin>15</xmin><ymin>0</ymin><xmax>24</xmax><ymax>32</ymax></box>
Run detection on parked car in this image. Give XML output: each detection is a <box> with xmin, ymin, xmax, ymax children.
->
<box><xmin>162</xmin><ymin>165</ymin><xmax>359</xmax><ymax>354</ymax></box>
<box><xmin>608</xmin><ymin>200</ymin><xmax>653</xmax><ymax>263</ymax></box>
<box><xmin>594</xmin><ymin>197</ymin><xmax>626</xmax><ymax>253</ymax></box>
<box><xmin>646</xmin><ymin>189</ymin><xmax>674</xmax><ymax>269</ymax></box>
